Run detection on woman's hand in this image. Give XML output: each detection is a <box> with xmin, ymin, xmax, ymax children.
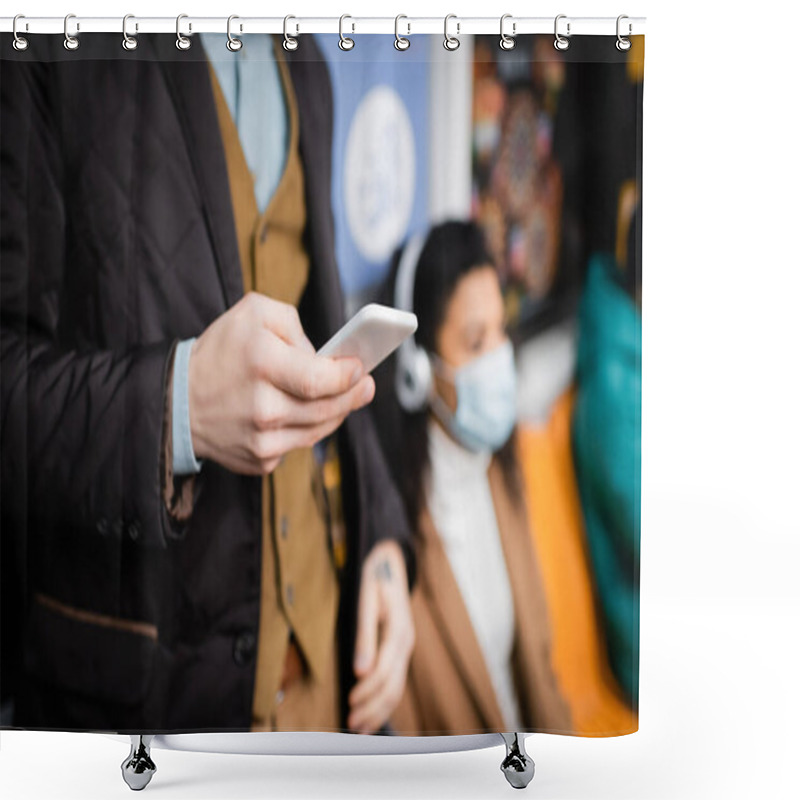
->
<box><xmin>348</xmin><ymin>540</ymin><xmax>415</xmax><ymax>733</ymax></box>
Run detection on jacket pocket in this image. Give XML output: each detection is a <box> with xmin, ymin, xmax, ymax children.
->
<box><xmin>23</xmin><ymin>592</ymin><xmax>158</xmax><ymax>707</ymax></box>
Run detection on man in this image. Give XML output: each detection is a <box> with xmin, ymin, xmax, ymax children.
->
<box><xmin>0</xmin><ymin>31</ymin><xmax>415</xmax><ymax>735</ymax></box>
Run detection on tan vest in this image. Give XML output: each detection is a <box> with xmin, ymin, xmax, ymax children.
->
<box><xmin>208</xmin><ymin>38</ymin><xmax>340</xmax><ymax>731</ymax></box>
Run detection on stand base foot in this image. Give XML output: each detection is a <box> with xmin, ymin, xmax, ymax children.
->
<box><xmin>121</xmin><ymin>735</ymin><xmax>157</xmax><ymax>791</ymax></box>
<box><xmin>500</xmin><ymin>732</ymin><xmax>535</xmax><ymax>790</ymax></box>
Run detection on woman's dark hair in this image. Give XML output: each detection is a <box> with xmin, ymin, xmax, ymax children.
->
<box><xmin>370</xmin><ymin>220</ymin><xmax>523</xmax><ymax>532</ymax></box>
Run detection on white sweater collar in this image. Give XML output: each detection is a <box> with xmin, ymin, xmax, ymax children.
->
<box><xmin>427</xmin><ymin>415</ymin><xmax>492</xmax><ymax>483</ymax></box>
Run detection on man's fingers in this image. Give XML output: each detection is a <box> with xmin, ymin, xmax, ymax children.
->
<box><xmin>251</xmin><ymin>412</ymin><xmax>348</xmax><ymax>465</ymax></box>
<box><xmin>248</xmin><ymin>375</ymin><xmax>375</xmax><ymax>468</ymax></box>
<box><xmin>264</xmin><ymin>375</ymin><xmax>375</xmax><ymax>429</ymax></box>
<box><xmin>261</xmin><ymin>335</ymin><xmax>365</xmax><ymax>400</ymax></box>
<box><xmin>245</xmin><ymin>292</ymin><xmax>315</xmax><ymax>353</ymax></box>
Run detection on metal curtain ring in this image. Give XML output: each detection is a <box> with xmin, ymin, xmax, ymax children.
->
<box><xmin>616</xmin><ymin>14</ymin><xmax>632</xmax><ymax>51</ymax></box>
<box><xmin>554</xmin><ymin>14</ymin><xmax>570</xmax><ymax>51</ymax></box>
<box><xmin>122</xmin><ymin>14</ymin><xmax>138</xmax><ymax>51</ymax></box>
<box><xmin>339</xmin><ymin>14</ymin><xmax>355</xmax><ymax>50</ymax></box>
<box><xmin>63</xmin><ymin>13</ymin><xmax>80</xmax><ymax>51</ymax></box>
<box><xmin>176</xmin><ymin>13</ymin><xmax>192</xmax><ymax>50</ymax></box>
<box><xmin>443</xmin><ymin>14</ymin><xmax>460</xmax><ymax>51</ymax></box>
<box><xmin>226</xmin><ymin>15</ymin><xmax>243</xmax><ymax>51</ymax></box>
<box><xmin>394</xmin><ymin>15</ymin><xmax>410</xmax><ymax>50</ymax></box>
<box><xmin>499</xmin><ymin>14</ymin><xmax>516</xmax><ymax>50</ymax></box>
<box><xmin>12</xmin><ymin>14</ymin><xmax>29</xmax><ymax>51</ymax></box>
<box><xmin>283</xmin><ymin>15</ymin><xmax>299</xmax><ymax>51</ymax></box>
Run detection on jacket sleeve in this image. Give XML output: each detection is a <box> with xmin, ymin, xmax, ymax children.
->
<box><xmin>0</xmin><ymin>56</ymin><xmax>196</xmax><ymax>550</ymax></box>
<box><xmin>345</xmin><ymin>408</ymin><xmax>417</xmax><ymax>592</ymax></box>
<box><xmin>161</xmin><ymin>344</ymin><xmax>200</xmax><ymax>524</ymax></box>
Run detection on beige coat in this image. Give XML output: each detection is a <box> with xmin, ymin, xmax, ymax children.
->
<box><xmin>391</xmin><ymin>456</ymin><xmax>573</xmax><ymax>735</ymax></box>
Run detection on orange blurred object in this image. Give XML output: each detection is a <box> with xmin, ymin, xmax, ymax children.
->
<box><xmin>517</xmin><ymin>389</ymin><xmax>637</xmax><ymax>735</ymax></box>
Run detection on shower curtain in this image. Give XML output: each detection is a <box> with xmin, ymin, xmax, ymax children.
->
<box><xmin>0</xmin><ymin>25</ymin><xmax>643</xmax><ymax>741</ymax></box>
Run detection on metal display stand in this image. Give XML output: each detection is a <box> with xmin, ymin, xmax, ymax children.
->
<box><xmin>116</xmin><ymin>731</ymin><xmax>535</xmax><ymax>791</ymax></box>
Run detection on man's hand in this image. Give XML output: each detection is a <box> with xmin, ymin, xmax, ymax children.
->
<box><xmin>188</xmin><ymin>292</ymin><xmax>375</xmax><ymax>474</ymax></box>
<box><xmin>348</xmin><ymin>540</ymin><xmax>415</xmax><ymax>734</ymax></box>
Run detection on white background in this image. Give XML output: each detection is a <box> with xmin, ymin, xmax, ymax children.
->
<box><xmin>2</xmin><ymin>1</ymin><xmax>799</xmax><ymax>798</ymax></box>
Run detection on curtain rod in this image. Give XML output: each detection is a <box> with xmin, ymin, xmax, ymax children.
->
<box><xmin>1</xmin><ymin>15</ymin><xmax>646</xmax><ymax>37</ymax></box>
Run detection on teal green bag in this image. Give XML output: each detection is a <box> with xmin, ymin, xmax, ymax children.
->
<box><xmin>572</xmin><ymin>251</ymin><xmax>642</xmax><ymax>707</ymax></box>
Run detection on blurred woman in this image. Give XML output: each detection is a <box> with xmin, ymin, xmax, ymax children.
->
<box><xmin>367</xmin><ymin>221</ymin><xmax>572</xmax><ymax>735</ymax></box>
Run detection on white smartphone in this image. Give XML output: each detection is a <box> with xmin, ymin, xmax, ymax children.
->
<box><xmin>318</xmin><ymin>303</ymin><xmax>418</xmax><ymax>374</ymax></box>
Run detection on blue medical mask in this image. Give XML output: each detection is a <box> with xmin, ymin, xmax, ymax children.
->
<box><xmin>430</xmin><ymin>339</ymin><xmax>517</xmax><ymax>453</ymax></box>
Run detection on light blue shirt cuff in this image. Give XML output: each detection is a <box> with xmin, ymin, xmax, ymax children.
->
<box><xmin>172</xmin><ymin>337</ymin><xmax>203</xmax><ymax>476</ymax></box>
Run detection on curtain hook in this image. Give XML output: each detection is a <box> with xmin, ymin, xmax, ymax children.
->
<box><xmin>554</xmin><ymin>14</ymin><xmax>570</xmax><ymax>51</ymax></box>
<box><xmin>443</xmin><ymin>14</ymin><xmax>460</xmax><ymax>51</ymax></box>
<box><xmin>63</xmin><ymin>13</ymin><xmax>80</xmax><ymax>51</ymax></box>
<box><xmin>12</xmin><ymin>14</ymin><xmax>29</xmax><ymax>51</ymax></box>
<box><xmin>226</xmin><ymin>15</ymin><xmax>243</xmax><ymax>51</ymax></box>
<box><xmin>499</xmin><ymin>14</ymin><xmax>516</xmax><ymax>50</ymax></box>
<box><xmin>339</xmin><ymin>14</ymin><xmax>355</xmax><ymax>50</ymax></box>
<box><xmin>283</xmin><ymin>15</ymin><xmax>299</xmax><ymax>51</ymax></box>
<box><xmin>394</xmin><ymin>14</ymin><xmax>410</xmax><ymax>51</ymax></box>
<box><xmin>176</xmin><ymin>14</ymin><xmax>192</xmax><ymax>50</ymax></box>
<box><xmin>616</xmin><ymin>14</ymin><xmax>632</xmax><ymax>51</ymax></box>
<box><xmin>122</xmin><ymin>14</ymin><xmax>138</xmax><ymax>51</ymax></box>
<box><xmin>225</xmin><ymin>14</ymin><xmax>244</xmax><ymax>53</ymax></box>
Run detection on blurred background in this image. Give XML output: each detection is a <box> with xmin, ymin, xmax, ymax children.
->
<box><xmin>317</xmin><ymin>32</ymin><xmax>643</xmax><ymax>731</ymax></box>
<box><xmin>318</xmin><ymin>33</ymin><xmax>642</xmax><ymax>424</ymax></box>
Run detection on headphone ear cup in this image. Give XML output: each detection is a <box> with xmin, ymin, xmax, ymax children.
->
<box><xmin>412</xmin><ymin>347</ymin><xmax>433</xmax><ymax>409</ymax></box>
<box><xmin>395</xmin><ymin>342</ymin><xmax>432</xmax><ymax>412</ymax></box>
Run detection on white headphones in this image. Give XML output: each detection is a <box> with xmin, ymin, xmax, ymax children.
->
<box><xmin>393</xmin><ymin>231</ymin><xmax>433</xmax><ymax>412</ymax></box>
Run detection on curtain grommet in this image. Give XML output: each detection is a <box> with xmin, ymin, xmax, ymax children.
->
<box><xmin>339</xmin><ymin>14</ymin><xmax>355</xmax><ymax>51</ymax></box>
<box><xmin>12</xmin><ymin>14</ymin><xmax>29</xmax><ymax>51</ymax></box>
<box><xmin>443</xmin><ymin>14</ymin><xmax>460</xmax><ymax>51</ymax></box>
<box><xmin>176</xmin><ymin>14</ymin><xmax>192</xmax><ymax>50</ymax></box>
<box><xmin>283</xmin><ymin>15</ymin><xmax>299</xmax><ymax>51</ymax></box>
<box><xmin>122</xmin><ymin>14</ymin><xmax>138</xmax><ymax>51</ymax></box>
<box><xmin>499</xmin><ymin>14</ymin><xmax>516</xmax><ymax>51</ymax></box>
<box><xmin>616</xmin><ymin>14</ymin><xmax>632</xmax><ymax>51</ymax></box>
<box><xmin>226</xmin><ymin>15</ymin><xmax>243</xmax><ymax>52</ymax></box>
<box><xmin>63</xmin><ymin>13</ymin><xmax>80</xmax><ymax>51</ymax></box>
<box><xmin>394</xmin><ymin>15</ymin><xmax>410</xmax><ymax>51</ymax></box>
<box><xmin>554</xmin><ymin>14</ymin><xmax>570</xmax><ymax>51</ymax></box>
